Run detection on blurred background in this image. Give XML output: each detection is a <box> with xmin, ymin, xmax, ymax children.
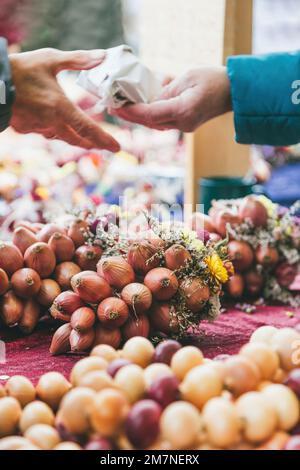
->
<box><xmin>0</xmin><ymin>0</ymin><xmax>300</xmax><ymax>235</ymax></box>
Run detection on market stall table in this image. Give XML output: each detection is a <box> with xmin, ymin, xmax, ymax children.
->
<box><xmin>1</xmin><ymin>305</ymin><xmax>299</xmax><ymax>384</ymax></box>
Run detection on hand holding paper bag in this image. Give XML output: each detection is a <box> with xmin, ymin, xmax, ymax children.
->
<box><xmin>77</xmin><ymin>45</ymin><xmax>163</xmax><ymax>111</ymax></box>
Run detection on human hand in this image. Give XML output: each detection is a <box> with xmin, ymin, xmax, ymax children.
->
<box><xmin>110</xmin><ymin>67</ymin><xmax>232</xmax><ymax>132</ymax></box>
<box><xmin>9</xmin><ymin>48</ymin><xmax>120</xmax><ymax>151</ymax></box>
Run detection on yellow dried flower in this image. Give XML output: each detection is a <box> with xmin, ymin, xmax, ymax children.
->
<box><xmin>205</xmin><ymin>253</ymin><xmax>229</xmax><ymax>284</ymax></box>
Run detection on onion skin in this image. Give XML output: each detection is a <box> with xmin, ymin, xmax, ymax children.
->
<box><xmin>122</xmin><ymin>314</ymin><xmax>150</xmax><ymax>341</ymax></box>
<box><xmin>179</xmin><ymin>277</ymin><xmax>210</xmax><ymax>312</ymax></box>
<box><xmin>71</xmin><ymin>272</ymin><xmax>112</xmax><ymax>304</ymax></box>
<box><xmin>36</xmin><ymin>279</ymin><xmax>61</xmax><ymax>307</ymax></box>
<box><xmin>226</xmin><ymin>274</ymin><xmax>245</xmax><ymax>299</ymax></box>
<box><xmin>24</xmin><ymin>243</ymin><xmax>56</xmax><ymax>278</ymax></box>
<box><xmin>13</xmin><ymin>227</ymin><xmax>38</xmax><ymax>254</ymax></box>
<box><xmin>74</xmin><ymin>245</ymin><xmax>103</xmax><ymax>271</ymax></box>
<box><xmin>54</xmin><ymin>262</ymin><xmax>81</xmax><ymax>291</ymax></box>
<box><xmin>18</xmin><ymin>299</ymin><xmax>40</xmax><ymax>335</ymax></box>
<box><xmin>49</xmin><ymin>323</ymin><xmax>72</xmax><ymax>355</ymax></box>
<box><xmin>71</xmin><ymin>307</ymin><xmax>96</xmax><ymax>333</ymax></box>
<box><xmin>97</xmin><ymin>257</ymin><xmax>135</xmax><ymax>290</ymax></box>
<box><xmin>48</xmin><ymin>233</ymin><xmax>75</xmax><ymax>262</ymax></box>
<box><xmin>67</xmin><ymin>219</ymin><xmax>89</xmax><ymax>248</ymax></box>
<box><xmin>121</xmin><ymin>283</ymin><xmax>152</xmax><ymax>315</ymax></box>
<box><xmin>150</xmin><ymin>303</ymin><xmax>180</xmax><ymax>334</ymax></box>
<box><xmin>228</xmin><ymin>241</ymin><xmax>254</xmax><ymax>272</ymax></box>
<box><xmin>255</xmin><ymin>245</ymin><xmax>279</xmax><ymax>268</ymax></box>
<box><xmin>275</xmin><ymin>263</ymin><xmax>298</xmax><ymax>288</ymax></box>
<box><xmin>244</xmin><ymin>271</ymin><xmax>264</xmax><ymax>297</ymax></box>
<box><xmin>239</xmin><ymin>196</ymin><xmax>268</xmax><ymax>228</ymax></box>
<box><xmin>50</xmin><ymin>291</ymin><xmax>84</xmax><ymax>322</ymax></box>
<box><xmin>70</xmin><ymin>329</ymin><xmax>95</xmax><ymax>353</ymax></box>
<box><xmin>127</xmin><ymin>241</ymin><xmax>160</xmax><ymax>274</ymax></box>
<box><xmin>164</xmin><ymin>244</ymin><xmax>191</xmax><ymax>271</ymax></box>
<box><xmin>0</xmin><ymin>268</ymin><xmax>9</xmax><ymax>296</ymax></box>
<box><xmin>93</xmin><ymin>324</ymin><xmax>121</xmax><ymax>349</ymax></box>
<box><xmin>97</xmin><ymin>298</ymin><xmax>129</xmax><ymax>328</ymax></box>
<box><xmin>144</xmin><ymin>268</ymin><xmax>178</xmax><ymax>301</ymax></box>
<box><xmin>37</xmin><ymin>224</ymin><xmax>66</xmax><ymax>243</ymax></box>
<box><xmin>0</xmin><ymin>243</ymin><xmax>24</xmax><ymax>276</ymax></box>
<box><xmin>11</xmin><ymin>268</ymin><xmax>41</xmax><ymax>299</ymax></box>
<box><xmin>0</xmin><ymin>290</ymin><xmax>24</xmax><ymax>326</ymax></box>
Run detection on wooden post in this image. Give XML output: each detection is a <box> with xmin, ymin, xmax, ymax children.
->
<box><xmin>140</xmin><ymin>0</ymin><xmax>253</xmax><ymax>210</ymax></box>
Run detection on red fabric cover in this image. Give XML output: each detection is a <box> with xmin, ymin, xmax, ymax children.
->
<box><xmin>0</xmin><ymin>306</ymin><xmax>299</xmax><ymax>384</ymax></box>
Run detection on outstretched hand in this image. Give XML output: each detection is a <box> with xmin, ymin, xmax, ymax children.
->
<box><xmin>110</xmin><ymin>67</ymin><xmax>232</xmax><ymax>132</ymax></box>
<box><xmin>9</xmin><ymin>48</ymin><xmax>120</xmax><ymax>152</ymax></box>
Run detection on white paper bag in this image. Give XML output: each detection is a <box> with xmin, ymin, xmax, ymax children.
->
<box><xmin>77</xmin><ymin>45</ymin><xmax>162</xmax><ymax>110</ymax></box>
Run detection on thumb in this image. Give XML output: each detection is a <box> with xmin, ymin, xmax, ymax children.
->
<box><xmin>54</xmin><ymin>49</ymin><xmax>106</xmax><ymax>72</ymax></box>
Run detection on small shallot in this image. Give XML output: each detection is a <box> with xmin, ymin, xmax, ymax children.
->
<box><xmin>121</xmin><ymin>283</ymin><xmax>152</xmax><ymax>315</ymax></box>
<box><xmin>0</xmin><ymin>268</ymin><xmax>9</xmax><ymax>295</ymax></box>
<box><xmin>12</xmin><ymin>227</ymin><xmax>38</xmax><ymax>254</ymax></box>
<box><xmin>97</xmin><ymin>298</ymin><xmax>129</xmax><ymax>328</ymax></box>
<box><xmin>150</xmin><ymin>303</ymin><xmax>179</xmax><ymax>334</ymax></box>
<box><xmin>50</xmin><ymin>291</ymin><xmax>84</xmax><ymax>322</ymax></box>
<box><xmin>144</xmin><ymin>268</ymin><xmax>178</xmax><ymax>301</ymax></box>
<box><xmin>36</xmin><ymin>279</ymin><xmax>61</xmax><ymax>307</ymax></box>
<box><xmin>93</xmin><ymin>324</ymin><xmax>122</xmax><ymax>349</ymax></box>
<box><xmin>71</xmin><ymin>307</ymin><xmax>96</xmax><ymax>332</ymax></box>
<box><xmin>67</xmin><ymin>219</ymin><xmax>89</xmax><ymax>247</ymax></box>
<box><xmin>74</xmin><ymin>245</ymin><xmax>103</xmax><ymax>271</ymax></box>
<box><xmin>70</xmin><ymin>329</ymin><xmax>95</xmax><ymax>353</ymax></box>
<box><xmin>164</xmin><ymin>244</ymin><xmax>191</xmax><ymax>271</ymax></box>
<box><xmin>11</xmin><ymin>268</ymin><xmax>41</xmax><ymax>299</ymax></box>
<box><xmin>97</xmin><ymin>257</ymin><xmax>135</xmax><ymax>289</ymax></box>
<box><xmin>54</xmin><ymin>262</ymin><xmax>81</xmax><ymax>290</ymax></box>
<box><xmin>48</xmin><ymin>233</ymin><xmax>75</xmax><ymax>262</ymax></box>
<box><xmin>24</xmin><ymin>243</ymin><xmax>56</xmax><ymax>278</ymax></box>
<box><xmin>127</xmin><ymin>241</ymin><xmax>160</xmax><ymax>274</ymax></box>
<box><xmin>71</xmin><ymin>272</ymin><xmax>112</xmax><ymax>304</ymax></box>
<box><xmin>18</xmin><ymin>299</ymin><xmax>40</xmax><ymax>335</ymax></box>
<box><xmin>180</xmin><ymin>277</ymin><xmax>210</xmax><ymax>312</ymax></box>
<box><xmin>37</xmin><ymin>223</ymin><xmax>66</xmax><ymax>243</ymax></box>
<box><xmin>0</xmin><ymin>290</ymin><xmax>24</xmax><ymax>326</ymax></box>
<box><xmin>49</xmin><ymin>323</ymin><xmax>72</xmax><ymax>355</ymax></box>
<box><xmin>122</xmin><ymin>315</ymin><xmax>150</xmax><ymax>341</ymax></box>
<box><xmin>0</xmin><ymin>242</ymin><xmax>23</xmax><ymax>276</ymax></box>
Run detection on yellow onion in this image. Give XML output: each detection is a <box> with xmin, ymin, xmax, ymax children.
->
<box><xmin>0</xmin><ymin>268</ymin><xmax>9</xmax><ymax>295</ymax></box>
<box><xmin>0</xmin><ymin>290</ymin><xmax>24</xmax><ymax>326</ymax></box>
<box><xmin>67</xmin><ymin>219</ymin><xmax>89</xmax><ymax>247</ymax></box>
<box><xmin>18</xmin><ymin>299</ymin><xmax>40</xmax><ymax>335</ymax></box>
<box><xmin>69</xmin><ymin>328</ymin><xmax>95</xmax><ymax>352</ymax></box>
<box><xmin>37</xmin><ymin>223</ymin><xmax>66</xmax><ymax>243</ymax></box>
<box><xmin>227</xmin><ymin>240</ymin><xmax>254</xmax><ymax>272</ymax></box>
<box><xmin>97</xmin><ymin>256</ymin><xmax>135</xmax><ymax>289</ymax></box>
<box><xmin>255</xmin><ymin>245</ymin><xmax>279</xmax><ymax>268</ymax></box>
<box><xmin>71</xmin><ymin>307</ymin><xmax>96</xmax><ymax>332</ymax></box>
<box><xmin>49</xmin><ymin>323</ymin><xmax>72</xmax><ymax>355</ymax></box>
<box><xmin>226</xmin><ymin>274</ymin><xmax>244</xmax><ymax>299</ymax></box>
<box><xmin>150</xmin><ymin>302</ymin><xmax>180</xmax><ymax>334</ymax></box>
<box><xmin>144</xmin><ymin>268</ymin><xmax>178</xmax><ymax>301</ymax></box>
<box><xmin>12</xmin><ymin>227</ymin><xmax>38</xmax><ymax>254</ymax></box>
<box><xmin>180</xmin><ymin>277</ymin><xmax>210</xmax><ymax>312</ymax></box>
<box><xmin>164</xmin><ymin>244</ymin><xmax>191</xmax><ymax>271</ymax></box>
<box><xmin>121</xmin><ymin>283</ymin><xmax>152</xmax><ymax>315</ymax></box>
<box><xmin>74</xmin><ymin>245</ymin><xmax>103</xmax><ymax>271</ymax></box>
<box><xmin>94</xmin><ymin>324</ymin><xmax>122</xmax><ymax>349</ymax></box>
<box><xmin>127</xmin><ymin>241</ymin><xmax>160</xmax><ymax>274</ymax></box>
<box><xmin>122</xmin><ymin>315</ymin><xmax>150</xmax><ymax>341</ymax></box>
<box><xmin>54</xmin><ymin>262</ymin><xmax>81</xmax><ymax>290</ymax></box>
<box><xmin>71</xmin><ymin>272</ymin><xmax>112</xmax><ymax>303</ymax></box>
<box><xmin>97</xmin><ymin>297</ymin><xmax>129</xmax><ymax>328</ymax></box>
<box><xmin>48</xmin><ymin>233</ymin><xmax>75</xmax><ymax>262</ymax></box>
<box><xmin>11</xmin><ymin>268</ymin><xmax>41</xmax><ymax>299</ymax></box>
<box><xmin>0</xmin><ymin>242</ymin><xmax>23</xmax><ymax>276</ymax></box>
<box><xmin>50</xmin><ymin>291</ymin><xmax>84</xmax><ymax>322</ymax></box>
<box><xmin>24</xmin><ymin>242</ymin><xmax>56</xmax><ymax>278</ymax></box>
<box><xmin>36</xmin><ymin>279</ymin><xmax>61</xmax><ymax>307</ymax></box>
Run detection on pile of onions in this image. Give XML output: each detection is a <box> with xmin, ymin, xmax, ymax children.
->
<box><xmin>192</xmin><ymin>195</ymin><xmax>299</xmax><ymax>301</ymax></box>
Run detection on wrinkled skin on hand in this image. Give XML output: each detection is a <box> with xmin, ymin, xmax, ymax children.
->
<box><xmin>9</xmin><ymin>48</ymin><xmax>120</xmax><ymax>152</ymax></box>
<box><xmin>111</xmin><ymin>67</ymin><xmax>232</xmax><ymax>132</ymax></box>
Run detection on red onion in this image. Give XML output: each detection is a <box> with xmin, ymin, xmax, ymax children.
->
<box><xmin>275</xmin><ymin>263</ymin><xmax>298</xmax><ymax>288</ymax></box>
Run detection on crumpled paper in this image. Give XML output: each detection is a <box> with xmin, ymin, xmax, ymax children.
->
<box><xmin>77</xmin><ymin>44</ymin><xmax>163</xmax><ymax>110</ymax></box>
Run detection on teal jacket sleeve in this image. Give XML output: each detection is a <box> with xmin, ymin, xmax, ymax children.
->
<box><xmin>227</xmin><ymin>51</ymin><xmax>300</xmax><ymax>146</ymax></box>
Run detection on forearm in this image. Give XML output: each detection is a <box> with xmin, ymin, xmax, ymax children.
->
<box><xmin>0</xmin><ymin>38</ymin><xmax>15</xmax><ymax>131</ymax></box>
<box><xmin>227</xmin><ymin>51</ymin><xmax>300</xmax><ymax>146</ymax></box>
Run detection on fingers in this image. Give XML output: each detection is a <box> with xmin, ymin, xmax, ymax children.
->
<box><xmin>52</xmin><ymin>49</ymin><xmax>106</xmax><ymax>73</ymax></box>
<box><xmin>59</xmin><ymin>99</ymin><xmax>120</xmax><ymax>152</ymax></box>
<box><xmin>111</xmin><ymin>98</ymin><xmax>180</xmax><ymax>129</ymax></box>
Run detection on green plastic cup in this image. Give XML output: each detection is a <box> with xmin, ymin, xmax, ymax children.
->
<box><xmin>198</xmin><ymin>176</ymin><xmax>256</xmax><ymax>214</ymax></box>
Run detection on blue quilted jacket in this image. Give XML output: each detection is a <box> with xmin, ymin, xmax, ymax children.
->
<box><xmin>227</xmin><ymin>51</ymin><xmax>300</xmax><ymax>146</ymax></box>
